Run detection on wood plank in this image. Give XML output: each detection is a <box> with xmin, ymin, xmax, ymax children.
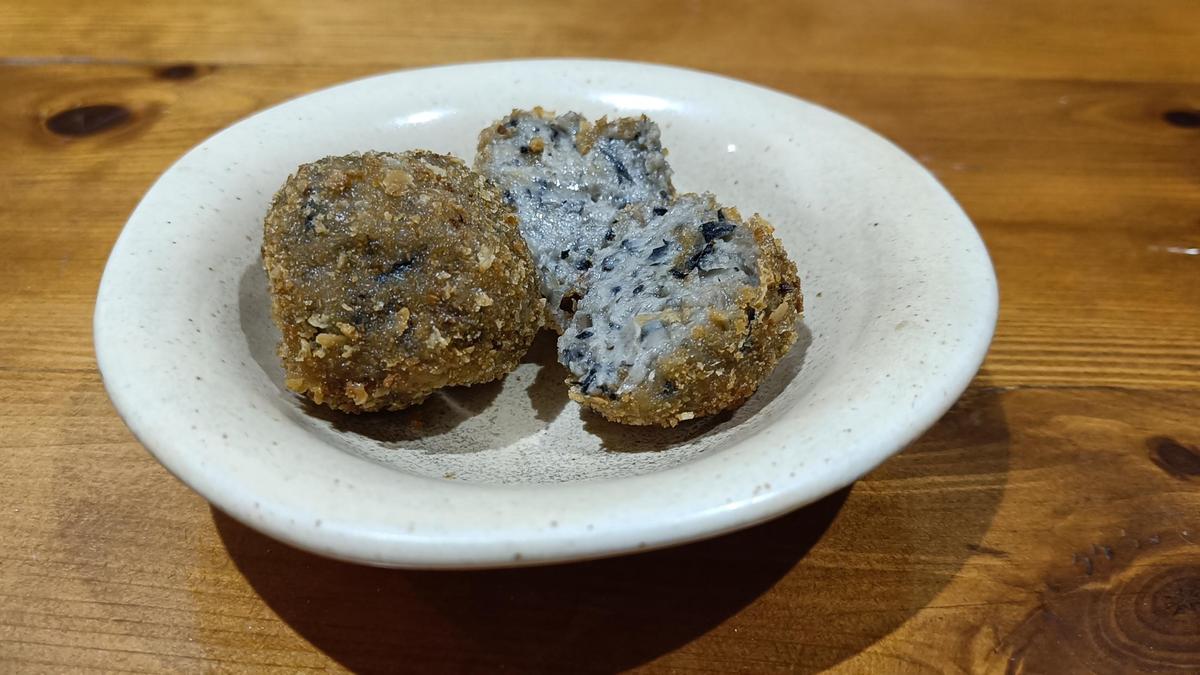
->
<box><xmin>3</xmin><ymin>387</ymin><xmax>1198</xmax><ymax>671</ymax></box>
<box><xmin>1</xmin><ymin>1</ymin><xmax>1198</xmax><ymax>83</ymax></box>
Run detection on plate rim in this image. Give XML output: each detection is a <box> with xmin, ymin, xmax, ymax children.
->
<box><xmin>94</xmin><ymin>58</ymin><xmax>998</xmax><ymax>568</ymax></box>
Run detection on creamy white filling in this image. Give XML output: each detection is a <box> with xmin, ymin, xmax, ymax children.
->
<box><xmin>478</xmin><ymin>111</ymin><xmax>673</xmax><ymax>325</ymax></box>
<box><xmin>558</xmin><ymin>193</ymin><xmax>760</xmax><ymax>397</ymax></box>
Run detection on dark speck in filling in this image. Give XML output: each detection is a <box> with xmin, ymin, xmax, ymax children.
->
<box><xmin>610</xmin><ymin>285</ymin><xmax>621</xmax><ymax>295</ymax></box>
<box><xmin>747</xmin><ymin>307</ymin><xmax>756</xmax><ymax>322</ymax></box>
<box><xmin>604</xmin><ymin>227</ymin><xmax>615</xmax><ymax>241</ymax></box>
<box><xmin>560</xmin><ymin>249</ymin><xmax>570</xmax><ymax>259</ymax></box>
<box><xmin>652</xmin><ymin>206</ymin><xmax>668</xmax><ymax>216</ymax></box>
<box><xmin>633</xmin><ymin>283</ymin><xmax>644</xmax><ymax>295</ymax></box>
<box><xmin>519</xmin><ymin>145</ymin><xmax>530</xmax><ymax>154</ymax></box>
<box><xmin>579</xmin><ymin>367</ymin><xmax>598</xmax><ymax>392</ymax></box>
<box><xmin>662</xmin><ymin>380</ymin><xmax>677</xmax><ymax>396</ymax></box>
<box><xmin>576</xmin><ymin>329</ymin><xmax>594</xmax><ymax>340</ymax></box>
<box><xmin>779</xmin><ymin>281</ymin><xmax>794</xmax><ymax>295</ymax></box>
<box><xmin>672</xmin><ymin>241</ymin><xmax>716</xmax><ymax>278</ymax></box>
<box><xmin>598</xmin><ymin>144</ymin><xmax>632</xmax><ymax>184</ymax></box>
<box><xmin>576</xmin><ymin>258</ymin><xmax>593</xmax><ymax>271</ymax></box>
<box><xmin>648</xmin><ymin>240</ymin><xmax>671</xmax><ymax>262</ymax></box>
<box><xmin>717</xmin><ymin>208</ymin><xmax>726</xmax><ymax>222</ymax></box>
<box><xmin>659</xmin><ymin>189</ymin><xmax>669</xmax><ymax>199</ymax></box>
<box><xmin>601</xmin><ymin>255</ymin><xmax>617</xmax><ymax>271</ymax></box>
<box><xmin>550</xmin><ymin>127</ymin><xmax>560</xmax><ymax>142</ymax></box>
<box><xmin>507</xmin><ymin>119</ymin><xmax>519</xmax><ymax>128</ymax></box>
<box><xmin>559</xmin><ymin>292</ymin><xmax>581</xmax><ymax>313</ymax></box>
<box><xmin>502</xmin><ymin>189</ymin><xmax>514</xmax><ymax>203</ymax></box>
<box><xmin>701</xmin><ymin>220</ymin><xmax>736</xmax><ymax>242</ymax></box>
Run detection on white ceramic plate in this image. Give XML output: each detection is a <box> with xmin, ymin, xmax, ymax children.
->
<box><xmin>95</xmin><ymin>60</ymin><xmax>997</xmax><ymax>568</ymax></box>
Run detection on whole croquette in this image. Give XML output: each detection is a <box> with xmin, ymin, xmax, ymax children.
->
<box><xmin>475</xmin><ymin>108</ymin><xmax>674</xmax><ymax>331</ymax></box>
<box><xmin>557</xmin><ymin>193</ymin><xmax>803</xmax><ymax>426</ymax></box>
<box><xmin>262</xmin><ymin>150</ymin><xmax>544</xmax><ymax>413</ymax></box>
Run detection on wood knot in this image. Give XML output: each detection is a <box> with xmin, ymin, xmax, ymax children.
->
<box><xmin>1149</xmin><ymin>573</ymin><xmax>1200</xmax><ymax>622</ymax></box>
<box><xmin>1148</xmin><ymin>436</ymin><xmax>1200</xmax><ymax>480</ymax></box>
<box><xmin>1120</xmin><ymin>566</ymin><xmax>1200</xmax><ymax>665</ymax></box>
<box><xmin>44</xmin><ymin>104</ymin><xmax>132</xmax><ymax>137</ymax></box>
<box><xmin>156</xmin><ymin>63</ymin><xmax>201</xmax><ymax>80</ymax></box>
<box><xmin>1163</xmin><ymin>109</ymin><xmax>1200</xmax><ymax>129</ymax></box>
<box><xmin>1000</xmin><ymin>540</ymin><xmax>1200</xmax><ymax>672</ymax></box>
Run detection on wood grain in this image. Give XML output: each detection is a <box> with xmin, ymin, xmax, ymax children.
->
<box><xmin>2</xmin><ymin>1</ymin><xmax>1199</xmax><ymax>83</ymax></box>
<box><xmin>2</xmin><ymin>0</ymin><xmax>1199</xmax><ymax>672</ymax></box>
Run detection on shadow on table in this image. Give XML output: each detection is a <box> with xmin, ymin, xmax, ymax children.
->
<box><xmin>211</xmin><ymin>488</ymin><xmax>848</xmax><ymax>673</ymax></box>
<box><xmin>212</xmin><ymin>386</ymin><xmax>1010</xmax><ymax>672</ymax></box>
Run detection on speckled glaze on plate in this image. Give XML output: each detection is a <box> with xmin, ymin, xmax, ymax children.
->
<box><xmin>94</xmin><ymin>60</ymin><xmax>997</xmax><ymax>569</ymax></box>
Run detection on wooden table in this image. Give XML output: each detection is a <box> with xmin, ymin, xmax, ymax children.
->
<box><xmin>2</xmin><ymin>1</ymin><xmax>1198</xmax><ymax>672</ymax></box>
